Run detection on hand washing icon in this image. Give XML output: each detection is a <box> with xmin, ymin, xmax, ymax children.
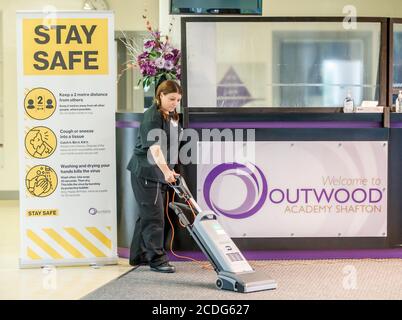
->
<box><xmin>25</xmin><ymin>165</ymin><xmax>58</xmax><ymax>197</ymax></box>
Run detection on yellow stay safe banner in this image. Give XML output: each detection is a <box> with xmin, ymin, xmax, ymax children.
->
<box><xmin>23</xmin><ymin>18</ymin><xmax>108</xmax><ymax>75</ymax></box>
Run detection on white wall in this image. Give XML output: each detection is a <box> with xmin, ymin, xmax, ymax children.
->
<box><xmin>112</xmin><ymin>0</ymin><xmax>159</xmax><ymax>31</ymax></box>
<box><xmin>0</xmin><ymin>12</ymin><xmax>3</xmax><ymax>159</ymax></box>
<box><xmin>0</xmin><ymin>0</ymin><xmax>158</xmax><ymax>192</ymax></box>
<box><xmin>160</xmin><ymin>0</ymin><xmax>402</xmax><ymax>51</ymax></box>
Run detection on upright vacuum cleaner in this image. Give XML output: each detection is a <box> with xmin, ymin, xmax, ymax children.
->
<box><xmin>168</xmin><ymin>176</ymin><xmax>277</xmax><ymax>293</ymax></box>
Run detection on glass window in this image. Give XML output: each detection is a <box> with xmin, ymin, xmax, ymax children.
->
<box><xmin>393</xmin><ymin>23</ymin><xmax>402</xmax><ymax>105</ymax></box>
<box><xmin>185</xmin><ymin>21</ymin><xmax>382</xmax><ymax>108</ymax></box>
<box><xmin>274</xmin><ymin>31</ymin><xmax>377</xmax><ymax>107</ymax></box>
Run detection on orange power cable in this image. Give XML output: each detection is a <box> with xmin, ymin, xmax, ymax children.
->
<box><xmin>165</xmin><ymin>190</ymin><xmax>212</xmax><ymax>270</ymax></box>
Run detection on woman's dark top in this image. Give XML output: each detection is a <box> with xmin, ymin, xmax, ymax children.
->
<box><xmin>127</xmin><ymin>104</ymin><xmax>181</xmax><ymax>183</ymax></box>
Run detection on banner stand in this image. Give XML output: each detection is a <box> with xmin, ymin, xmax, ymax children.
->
<box><xmin>17</xmin><ymin>11</ymin><xmax>118</xmax><ymax>268</ymax></box>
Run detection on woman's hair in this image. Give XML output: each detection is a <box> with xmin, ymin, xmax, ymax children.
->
<box><xmin>154</xmin><ymin>80</ymin><xmax>182</xmax><ymax>121</ymax></box>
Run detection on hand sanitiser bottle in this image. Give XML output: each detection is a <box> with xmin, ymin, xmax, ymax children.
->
<box><xmin>396</xmin><ymin>90</ymin><xmax>402</xmax><ymax>113</ymax></box>
<box><xmin>343</xmin><ymin>91</ymin><xmax>354</xmax><ymax>113</ymax></box>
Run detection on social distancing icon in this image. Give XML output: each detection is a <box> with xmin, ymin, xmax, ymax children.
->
<box><xmin>25</xmin><ymin>126</ymin><xmax>57</xmax><ymax>159</ymax></box>
<box><xmin>24</xmin><ymin>88</ymin><xmax>56</xmax><ymax>120</ymax></box>
<box><xmin>25</xmin><ymin>165</ymin><xmax>58</xmax><ymax>197</ymax></box>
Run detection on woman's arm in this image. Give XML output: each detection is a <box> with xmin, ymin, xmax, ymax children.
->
<box><xmin>149</xmin><ymin>145</ymin><xmax>178</xmax><ymax>183</ymax></box>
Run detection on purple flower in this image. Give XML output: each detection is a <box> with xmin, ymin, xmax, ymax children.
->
<box><xmin>139</xmin><ymin>60</ymin><xmax>157</xmax><ymax>76</ymax></box>
<box><xmin>137</xmin><ymin>51</ymin><xmax>149</xmax><ymax>60</ymax></box>
<box><xmin>143</xmin><ymin>39</ymin><xmax>156</xmax><ymax>52</ymax></box>
<box><xmin>139</xmin><ymin>63</ymin><xmax>148</xmax><ymax>75</ymax></box>
<box><xmin>172</xmin><ymin>49</ymin><xmax>180</xmax><ymax>58</ymax></box>
<box><xmin>155</xmin><ymin>57</ymin><xmax>165</xmax><ymax>69</ymax></box>
<box><xmin>164</xmin><ymin>60</ymin><xmax>174</xmax><ymax>71</ymax></box>
<box><xmin>146</xmin><ymin>64</ymin><xmax>157</xmax><ymax>76</ymax></box>
<box><xmin>163</xmin><ymin>52</ymin><xmax>175</xmax><ymax>61</ymax></box>
<box><xmin>137</xmin><ymin>58</ymin><xmax>146</xmax><ymax>68</ymax></box>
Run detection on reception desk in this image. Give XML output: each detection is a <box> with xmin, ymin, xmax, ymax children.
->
<box><xmin>116</xmin><ymin>111</ymin><xmax>402</xmax><ymax>257</ymax></box>
<box><xmin>115</xmin><ymin>112</ymin><xmax>141</xmax><ymax>253</ymax></box>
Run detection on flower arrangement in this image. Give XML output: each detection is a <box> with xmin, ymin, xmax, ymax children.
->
<box><xmin>120</xmin><ymin>12</ymin><xmax>180</xmax><ymax>92</ymax></box>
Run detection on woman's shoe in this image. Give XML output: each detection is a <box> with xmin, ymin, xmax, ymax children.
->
<box><xmin>150</xmin><ymin>262</ymin><xmax>176</xmax><ymax>273</ymax></box>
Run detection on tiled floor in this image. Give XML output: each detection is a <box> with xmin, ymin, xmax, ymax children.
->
<box><xmin>0</xmin><ymin>200</ymin><xmax>132</xmax><ymax>300</ymax></box>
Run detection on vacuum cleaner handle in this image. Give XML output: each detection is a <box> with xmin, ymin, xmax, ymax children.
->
<box><xmin>169</xmin><ymin>175</ymin><xmax>203</xmax><ymax>214</ymax></box>
<box><xmin>169</xmin><ymin>201</ymin><xmax>192</xmax><ymax>212</ymax></box>
<box><xmin>168</xmin><ymin>175</ymin><xmax>194</xmax><ymax>201</ymax></box>
<box><xmin>168</xmin><ymin>202</ymin><xmax>192</xmax><ymax>227</ymax></box>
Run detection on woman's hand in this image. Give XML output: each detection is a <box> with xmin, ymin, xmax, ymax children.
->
<box><xmin>149</xmin><ymin>145</ymin><xmax>180</xmax><ymax>183</ymax></box>
<box><xmin>163</xmin><ymin>169</ymin><xmax>179</xmax><ymax>184</ymax></box>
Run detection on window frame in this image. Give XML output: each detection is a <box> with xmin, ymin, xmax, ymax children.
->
<box><xmin>388</xmin><ymin>18</ymin><xmax>402</xmax><ymax>108</ymax></box>
<box><xmin>180</xmin><ymin>17</ymin><xmax>388</xmax><ymax>127</ymax></box>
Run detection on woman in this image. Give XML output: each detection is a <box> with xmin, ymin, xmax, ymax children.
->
<box><xmin>127</xmin><ymin>80</ymin><xmax>182</xmax><ymax>273</ymax></box>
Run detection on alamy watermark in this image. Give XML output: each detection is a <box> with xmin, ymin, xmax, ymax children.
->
<box><xmin>146</xmin><ymin>127</ymin><xmax>256</xmax><ymax>166</ymax></box>
<box><xmin>42</xmin><ymin>265</ymin><xmax>57</xmax><ymax>290</ymax></box>
<box><xmin>343</xmin><ymin>5</ymin><xmax>357</xmax><ymax>30</ymax></box>
<box><xmin>342</xmin><ymin>264</ymin><xmax>357</xmax><ymax>290</ymax></box>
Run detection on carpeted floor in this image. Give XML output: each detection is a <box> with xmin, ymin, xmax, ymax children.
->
<box><xmin>82</xmin><ymin>259</ymin><xmax>402</xmax><ymax>300</ymax></box>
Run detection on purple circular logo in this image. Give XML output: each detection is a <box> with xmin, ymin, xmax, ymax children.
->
<box><xmin>89</xmin><ymin>208</ymin><xmax>97</xmax><ymax>215</ymax></box>
<box><xmin>203</xmin><ymin>163</ymin><xmax>268</xmax><ymax>219</ymax></box>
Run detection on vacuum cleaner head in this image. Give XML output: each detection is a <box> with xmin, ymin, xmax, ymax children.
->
<box><xmin>217</xmin><ymin>270</ymin><xmax>278</xmax><ymax>293</ymax></box>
